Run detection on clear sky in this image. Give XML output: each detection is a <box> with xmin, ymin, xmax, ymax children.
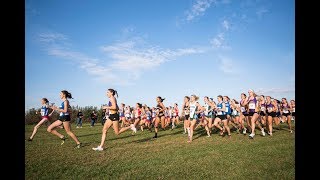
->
<box><xmin>25</xmin><ymin>0</ymin><xmax>295</xmax><ymax>111</ymax></box>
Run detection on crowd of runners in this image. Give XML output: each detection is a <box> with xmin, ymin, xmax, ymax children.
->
<box><xmin>26</xmin><ymin>88</ymin><xmax>295</xmax><ymax>150</ymax></box>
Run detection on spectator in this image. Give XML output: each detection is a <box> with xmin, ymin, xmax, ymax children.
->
<box><xmin>76</xmin><ymin>109</ymin><xmax>83</xmax><ymax>128</ymax></box>
<box><xmin>90</xmin><ymin>110</ymin><xmax>97</xmax><ymax>127</ymax></box>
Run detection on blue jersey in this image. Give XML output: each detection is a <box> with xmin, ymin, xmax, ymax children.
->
<box><xmin>59</xmin><ymin>100</ymin><xmax>70</xmax><ymax>116</ymax></box>
<box><xmin>119</xmin><ymin>107</ymin><xmax>124</xmax><ymax>116</ymax></box>
<box><xmin>216</xmin><ymin>102</ymin><xmax>226</xmax><ymax>115</ymax></box>
<box><xmin>40</xmin><ymin>104</ymin><xmax>49</xmax><ymax>116</ymax></box>
<box><xmin>146</xmin><ymin>111</ymin><xmax>152</xmax><ymax>120</ymax></box>
<box><xmin>225</xmin><ymin>101</ymin><xmax>231</xmax><ymax>115</ymax></box>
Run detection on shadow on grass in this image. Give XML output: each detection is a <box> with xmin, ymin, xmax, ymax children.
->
<box><xmin>108</xmin><ymin>135</ymin><xmax>134</xmax><ymax>141</ymax></box>
<box><xmin>77</xmin><ymin>132</ymin><xmax>101</xmax><ymax>138</ymax></box>
<box><xmin>128</xmin><ymin>128</ymin><xmax>191</xmax><ymax>143</ymax></box>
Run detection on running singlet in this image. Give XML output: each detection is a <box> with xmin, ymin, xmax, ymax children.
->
<box><xmin>204</xmin><ymin>103</ymin><xmax>211</xmax><ymax>116</ymax></box>
<box><xmin>232</xmin><ymin>104</ymin><xmax>240</xmax><ymax>116</ymax></box>
<box><xmin>59</xmin><ymin>101</ymin><xmax>70</xmax><ymax>116</ymax></box>
<box><xmin>225</xmin><ymin>101</ymin><xmax>231</xmax><ymax>115</ymax></box>
<box><xmin>119</xmin><ymin>107</ymin><xmax>124</xmax><ymax>116</ymax></box>
<box><xmin>135</xmin><ymin>108</ymin><xmax>141</xmax><ymax>118</ymax></box>
<box><xmin>152</xmin><ymin>110</ymin><xmax>156</xmax><ymax>118</ymax></box>
<box><xmin>282</xmin><ymin>104</ymin><xmax>290</xmax><ymax>113</ymax></box>
<box><xmin>125</xmin><ymin>109</ymin><xmax>131</xmax><ymax>118</ymax></box>
<box><xmin>240</xmin><ymin>99</ymin><xmax>247</xmax><ymax>113</ymax></box>
<box><xmin>260</xmin><ymin>103</ymin><xmax>266</xmax><ymax>112</ymax></box>
<box><xmin>108</xmin><ymin>100</ymin><xmax>119</xmax><ymax>114</ymax></box>
<box><xmin>189</xmin><ymin>102</ymin><xmax>197</xmax><ymax>118</ymax></box>
<box><xmin>184</xmin><ymin>105</ymin><xmax>190</xmax><ymax>115</ymax></box>
<box><xmin>157</xmin><ymin>104</ymin><xmax>164</xmax><ymax>116</ymax></box>
<box><xmin>248</xmin><ymin>97</ymin><xmax>257</xmax><ymax>113</ymax></box>
<box><xmin>172</xmin><ymin>107</ymin><xmax>178</xmax><ymax>117</ymax></box>
<box><xmin>216</xmin><ymin>102</ymin><xmax>226</xmax><ymax>115</ymax></box>
<box><xmin>146</xmin><ymin>111</ymin><xmax>152</xmax><ymax>120</ymax></box>
<box><xmin>40</xmin><ymin>104</ymin><xmax>49</xmax><ymax>117</ymax></box>
<box><xmin>266</xmin><ymin>103</ymin><xmax>274</xmax><ymax>113</ymax></box>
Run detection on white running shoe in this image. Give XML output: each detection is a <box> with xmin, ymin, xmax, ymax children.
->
<box><xmin>131</xmin><ymin>124</ymin><xmax>137</xmax><ymax>133</ymax></box>
<box><xmin>243</xmin><ymin>128</ymin><xmax>247</xmax><ymax>135</ymax></box>
<box><xmin>261</xmin><ymin>129</ymin><xmax>266</xmax><ymax>137</ymax></box>
<box><xmin>92</xmin><ymin>146</ymin><xmax>103</xmax><ymax>151</ymax></box>
<box><xmin>249</xmin><ymin>133</ymin><xmax>255</xmax><ymax>139</ymax></box>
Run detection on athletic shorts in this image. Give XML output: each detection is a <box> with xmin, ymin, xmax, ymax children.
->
<box><xmin>59</xmin><ymin>115</ymin><xmax>71</xmax><ymax>122</ymax></box>
<box><xmin>109</xmin><ymin>113</ymin><xmax>119</xmax><ymax>121</ymax></box>
<box><xmin>216</xmin><ymin>115</ymin><xmax>227</xmax><ymax>120</ymax></box>
<box><xmin>248</xmin><ymin>112</ymin><xmax>257</xmax><ymax>116</ymax></box>
<box><xmin>259</xmin><ymin>112</ymin><xmax>266</xmax><ymax>116</ymax></box>
<box><xmin>41</xmin><ymin>116</ymin><xmax>50</xmax><ymax>120</ymax></box>
<box><xmin>158</xmin><ymin>113</ymin><xmax>164</xmax><ymax>117</ymax></box>
<box><xmin>282</xmin><ymin>112</ymin><xmax>291</xmax><ymax>117</ymax></box>
<box><xmin>267</xmin><ymin>112</ymin><xmax>277</xmax><ymax>118</ymax></box>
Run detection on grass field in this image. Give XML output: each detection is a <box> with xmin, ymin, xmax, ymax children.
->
<box><xmin>25</xmin><ymin>122</ymin><xmax>295</xmax><ymax>180</ymax></box>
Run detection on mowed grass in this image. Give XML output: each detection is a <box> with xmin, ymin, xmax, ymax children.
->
<box><xmin>25</xmin><ymin>122</ymin><xmax>295</xmax><ymax>180</ymax></box>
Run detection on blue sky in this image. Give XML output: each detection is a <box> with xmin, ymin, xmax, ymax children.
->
<box><xmin>25</xmin><ymin>0</ymin><xmax>295</xmax><ymax>111</ymax></box>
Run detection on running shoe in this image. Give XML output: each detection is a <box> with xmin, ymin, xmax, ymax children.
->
<box><xmin>92</xmin><ymin>146</ymin><xmax>103</xmax><ymax>151</ymax></box>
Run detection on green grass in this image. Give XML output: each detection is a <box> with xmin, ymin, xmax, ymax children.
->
<box><xmin>25</xmin><ymin>122</ymin><xmax>295</xmax><ymax>180</ymax></box>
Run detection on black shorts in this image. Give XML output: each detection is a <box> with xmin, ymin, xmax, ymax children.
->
<box><xmin>216</xmin><ymin>115</ymin><xmax>227</xmax><ymax>120</ymax></box>
<box><xmin>248</xmin><ymin>112</ymin><xmax>257</xmax><ymax>116</ymax></box>
<box><xmin>59</xmin><ymin>115</ymin><xmax>71</xmax><ymax>122</ymax></box>
<box><xmin>158</xmin><ymin>113</ymin><xmax>164</xmax><ymax>117</ymax></box>
<box><xmin>259</xmin><ymin>112</ymin><xmax>266</xmax><ymax>116</ymax></box>
<box><xmin>109</xmin><ymin>113</ymin><xmax>119</xmax><ymax>121</ymax></box>
<box><xmin>185</xmin><ymin>115</ymin><xmax>190</xmax><ymax>120</ymax></box>
<box><xmin>267</xmin><ymin>112</ymin><xmax>277</xmax><ymax>118</ymax></box>
<box><xmin>282</xmin><ymin>112</ymin><xmax>291</xmax><ymax>117</ymax></box>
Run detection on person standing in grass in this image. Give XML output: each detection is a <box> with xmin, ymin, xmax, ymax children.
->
<box><xmin>75</xmin><ymin>109</ymin><xmax>83</xmax><ymax>128</ymax></box>
<box><xmin>92</xmin><ymin>89</ymin><xmax>135</xmax><ymax>151</ymax></box>
<box><xmin>153</xmin><ymin>96</ymin><xmax>166</xmax><ymax>138</ymax></box>
<box><xmin>47</xmin><ymin>90</ymin><xmax>81</xmax><ymax>148</ymax></box>
<box><xmin>90</xmin><ymin>110</ymin><xmax>97</xmax><ymax>127</ymax></box>
<box><xmin>27</xmin><ymin>98</ymin><xmax>55</xmax><ymax>141</ymax></box>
